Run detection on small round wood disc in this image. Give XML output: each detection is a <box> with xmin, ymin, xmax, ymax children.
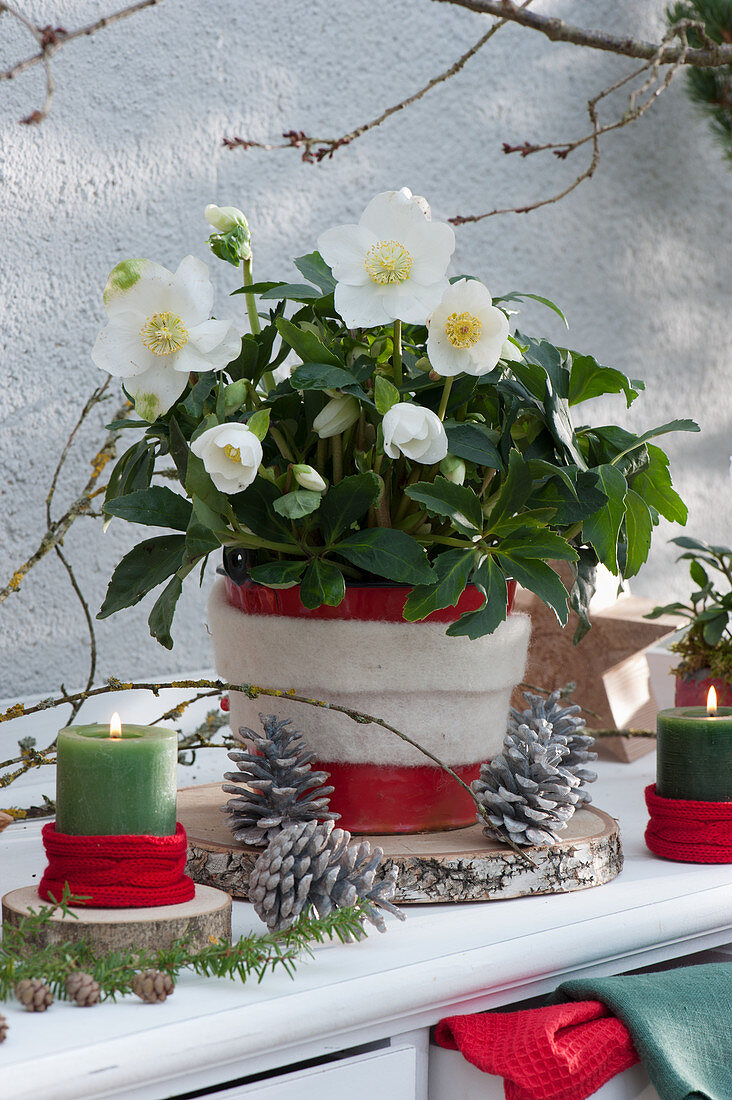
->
<box><xmin>180</xmin><ymin>784</ymin><xmax>623</xmax><ymax>904</ymax></box>
<box><xmin>2</xmin><ymin>884</ymin><xmax>232</xmax><ymax>951</ymax></box>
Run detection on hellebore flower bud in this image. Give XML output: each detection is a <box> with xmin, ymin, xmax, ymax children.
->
<box><xmin>204</xmin><ymin>204</ymin><xmax>249</xmax><ymax>233</ymax></box>
<box><xmin>440</xmin><ymin>455</ymin><xmax>466</xmax><ymax>485</ymax></box>
<box><xmin>292</xmin><ymin>464</ymin><xmax>327</xmax><ymax>493</ymax></box>
<box><xmin>313</xmin><ymin>395</ymin><xmax>360</xmax><ymax>439</ymax></box>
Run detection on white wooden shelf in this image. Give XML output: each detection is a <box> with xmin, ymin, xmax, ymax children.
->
<box><xmin>1</xmin><ymin>685</ymin><xmax>731</xmax><ymax>1099</ymax></box>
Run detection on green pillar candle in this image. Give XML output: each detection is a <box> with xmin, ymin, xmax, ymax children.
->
<box><xmin>656</xmin><ymin>706</ymin><xmax>732</xmax><ymax>801</ymax></box>
<box><xmin>56</xmin><ymin>721</ymin><xmax>178</xmax><ymax>835</ymax></box>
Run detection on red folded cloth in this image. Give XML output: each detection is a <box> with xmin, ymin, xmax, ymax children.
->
<box><xmin>434</xmin><ymin>1000</ymin><xmax>639</xmax><ymax>1100</ymax></box>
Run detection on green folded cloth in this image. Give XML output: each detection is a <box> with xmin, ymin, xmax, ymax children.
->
<box><xmin>553</xmin><ymin>963</ymin><xmax>732</xmax><ymax>1100</ymax></box>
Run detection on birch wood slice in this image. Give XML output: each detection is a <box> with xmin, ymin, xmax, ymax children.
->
<box><xmin>1</xmin><ymin>884</ymin><xmax>232</xmax><ymax>951</ymax></box>
<box><xmin>179</xmin><ymin>783</ymin><xmax>623</xmax><ymax>904</ymax></box>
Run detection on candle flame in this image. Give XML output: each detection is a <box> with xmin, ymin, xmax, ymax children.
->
<box><xmin>707</xmin><ymin>686</ymin><xmax>718</xmax><ymax>717</ymax></box>
<box><xmin>109</xmin><ymin>712</ymin><xmax>122</xmax><ymax>739</ymax></box>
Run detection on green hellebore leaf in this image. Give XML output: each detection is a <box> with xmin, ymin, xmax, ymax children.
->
<box><xmin>405</xmin><ymin>478</ymin><xmax>483</xmax><ymax>537</ymax></box>
<box><xmin>148</xmin><ymin>573</ymin><xmax>184</xmax><ymax>650</ymax></box>
<box><xmin>444</xmin><ymin>421</ymin><xmax>503</xmax><ymax>470</ymax></box>
<box><xmin>333</xmin><ymin>528</ymin><xmax>435</xmax><ymax>584</ymax></box>
<box><xmin>566</xmin><ymin>350</ymin><xmax>643</xmax><ymax>408</ymax></box>
<box><xmin>102</xmin><ymin>486</ymin><xmax>192</xmax><ymax>532</ymax></box>
<box><xmin>248</xmin><ymin>560</ymin><xmax>307</xmax><ymax>589</ymax></box>
<box><xmin>374</xmin><ymin>375</ymin><xmax>400</xmax><ymax>415</ymax></box>
<box><xmin>97</xmin><ymin>535</ymin><xmax>186</xmax><ymax>619</ymax></box>
<box><xmin>275</xmin><ymin>317</ymin><xmax>342</xmax><ymax>368</ymax></box>
<box><xmin>630</xmin><ymin>444</ymin><xmax>687</xmax><ymax>525</ymax></box>
<box><xmin>582</xmin><ymin>464</ymin><xmax>628</xmax><ymax>574</ymax></box>
<box><xmin>495</xmin><ymin>553</ymin><xmax>569</xmax><ymax>626</ymax></box>
<box><xmin>623</xmin><ymin>489</ymin><xmax>653</xmax><ymax>579</ymax></box>
<box><xmin>182</xmin><ymin>372</ymin><xmax>218</xmax><ymax>417</ymax></box>
<box><xmin>569</xmin><ymin>546</ymin><xmax>598</xmax><ymax>644</ymax></box>
<box><xmin>168</xmin><ymin>415</ymin><xmax>189</xmax><ymax>483</ymax></box>
<box><xmin>609</xmin><ymin>419</ymin><xmax>700</xmax><ymax>467</ymax></box>
<box><xmin>299</xmin><ymin>559</ymin><xmax>346</xmax><ymax>609</ymax></box>
<box><xmin>496</xmin><ymin>530</ymin><xmax>578</xmax><ymax>562</ymax></box>
<box><xmin>320</xmin><ymin>473</ymin><xmax>382</xmax><ymax>545</ymax></box>
<box><xmin>232</xmin><ymin>478</ymin><xmax>296</xmax><ymax>544</ymax></box>
<box><xmin>247</xmin><ymin>407</ymin><xmax>271</xmax><ymax>441</ymax></box>
<box><xmin>403</xmin><ymin>549</ymin><xmax>474</xmax><ymax>621</ymax></box>
<box><xmin>484</xmin><ymin>451</ymin><xmax>533</xmax><ymax>535</ymax></box>
<box><xmin>293</xmin><ymin>251</ymin><xmax>337</xmax><ymax>295</ymax></box>
<box><xmin>273</xmin><ymin>490</ymin><xmax>322</xmax><ymax>520</ymax></box>
<box><xmin>494</xmin><ymin>291</ymin><xmax>569</xmax><ymax>329</ymax></box>
<box><xmin>446</xmin><ymin>554</ymin><xmax>508</xmax><ymax>639</ymax></box>
<box><xmin>259</xmin><ymin>283</ymin><xmax>323</xmax><ymax>301</ymax></box>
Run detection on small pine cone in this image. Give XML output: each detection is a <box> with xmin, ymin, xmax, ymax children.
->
<box><xmin>65</xmin><ymin>971</ymin><xmax>101</xmax><ymax>1007</ymax></box>
<box><xmin>132</xmin><ymin>970</ymin><xmax>174</xmax><ymax>1004</ymax></box>
<box><xmin>15</xmin><ymin>978</ymin><xmax>53</xmax><ymax>1012</ymax></box>
<box><xmin>249</xmin><ymin>820</ymin><xmax>404</xmax><ymax>936</ymax></box>
<box><xmin>0</xmin><ymin>1013</ymin><xmax>7</xmax><ymax>1043</ymax></box>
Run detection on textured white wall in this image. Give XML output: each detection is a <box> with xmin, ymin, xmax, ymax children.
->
<box><xmin>1</xmin><ymin>0</ymin><xmax>730</xmax><ymax>697</ymax></box>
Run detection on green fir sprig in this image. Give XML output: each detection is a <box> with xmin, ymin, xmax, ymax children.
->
<box><xmin>0</xmin><ymin>884</ymin><xmax>368</xmax><ymax>1004</ymax></box>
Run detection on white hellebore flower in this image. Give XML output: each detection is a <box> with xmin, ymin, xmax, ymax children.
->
<box><xmin>204</xmin><ymin>204</ymin><xmax>248</xmax><ymax>233</ymax></box>
<box><xmin>292</xmin><ymin>464</ymin><xmax>328</xmax><ymax>493</ymax></box>
<box><xmin>427</xmin><ymin>278</ymin><xmax>509</xmax><ymax>378</ymax></box>
<box><xmin>313</xmin><ymin>395</ymin><xmax>360</xmax><ymax>439</ymax></box>
<box><xmin>317</xmin><ymin>188</ymin><xmax>455</xmax><ymax>328</ymax></box>
<box><xmin>191</xmin><ymin>423</ymin><xmax>262</xmax><ymax>494</ymax></box>
<box><xmin>92</xmin><ymin>256</ymin><xmax>240</xmax><ymax>423</ymax></box>
<box><xmin>382</xmin><ymin>403</ymin><xmax>448</xmax><ymax>465</ymax></box>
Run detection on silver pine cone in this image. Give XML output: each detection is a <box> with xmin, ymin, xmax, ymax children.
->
<box><xmin>222</xmin><ymin>714</ymin><xmax>338</xmax><ymax>846</ymax></box>
<box><xmin>249</xmin><ymin>819</ymin><xmax>405</xmax><ymax>936</ymax></box>
<box><xmin>472</xmin><ymin>721</ymin><xmax>582</xmax><ymax>847</ymax></box>
<box><xmin>510</xmin><ymin>690</ymin><xmax>597</xmax><ymax>803</ymax></box>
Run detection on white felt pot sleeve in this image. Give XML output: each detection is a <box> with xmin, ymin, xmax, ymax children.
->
<box><xmin>208</xmin><ymin>577</ymin><xmax>530</xmax><ymax>767</ymax></box>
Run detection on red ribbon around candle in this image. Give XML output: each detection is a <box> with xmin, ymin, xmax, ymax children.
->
<box><xmin>38</xmin><ymin>822</ymin><xmax>195</xmax><ymax>908</ymax></box>
<box><xmin>644</xmin><ymin>784</ymin><xmax>732</xmax><ymax>864</ymax></box>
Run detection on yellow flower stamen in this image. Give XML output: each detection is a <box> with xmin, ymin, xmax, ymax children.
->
<box><xmin>364</xmin><ymin>240</ymin><xmax>413</xmax><ymax>285</ymax></box>
<box><xmin>224</xmin><ymin>444</ymin><xmax>242</xmax><ymax>464</ymax></box>
<box><xmin>140</xmin><ymin>311</ymin><xmax>188</xmax><ymax>356</ymax></box>
<box><xmin>444</xmin><ymin>311</ymin><xmax>482</xmax><ymax>349</ymax></box>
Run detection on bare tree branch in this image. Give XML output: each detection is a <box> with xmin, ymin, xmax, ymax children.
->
<box><xmin>450</xmin><ymin>23</ymin><xmax>691</xmax><ymax>223</ymax></box>
<box><xmin>43</xmin><ymin>379</ymin><xmax>114</xmax><ymax>724</ymax></box>
<box><xmin>0</xmin><ymin>0</ymin><xmax>162</xmax><ymax>123</ymax></box>
<box><xmin>223</xmin><ymin>2</ymin><xmax>531</xmax><ymax>161</ymax></box>
<box><xmin>0</xmin><ymin>675</ymin><xmax>538</xmax><ymax>861</ymax></box>
<box><xmin>0</xmin><ymin>396</ymin><xmax>129</xmax><ymax>606</ymax></box>
<box><xmin>434</xmin><ymin>0</ymin><xmax>731</xmax><ymax>67</ymax></box>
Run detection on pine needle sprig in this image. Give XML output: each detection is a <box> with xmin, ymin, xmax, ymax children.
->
<box><xmin>0</xmin><ymin>887</ymin><xmax>368</xmax><ymax>1003</ymax></box>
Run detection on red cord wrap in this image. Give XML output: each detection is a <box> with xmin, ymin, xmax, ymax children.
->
<box><xmin>38</xmin><ymin>822</ymin><xmax>195</xmax><ymax>907</ymax></box>
<box><xmin>644</xmin><ymin>784</ymin><xmax>732</xmax><ymax>864</ymax></box>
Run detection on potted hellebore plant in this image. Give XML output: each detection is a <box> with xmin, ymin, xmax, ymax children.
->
<box><xmin>647</xmin><ymin>537</ymin><xmax>732</xmax><ymax>707</ymax></box>
<box><xmin>93</xmin><ymin>188</ymin><xmax>697</xmax><ymax>833</ymax></box>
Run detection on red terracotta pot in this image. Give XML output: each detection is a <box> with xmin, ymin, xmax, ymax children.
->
<box><xmin>675</xmin><ymin>674</ymin><xmax>732</xmax><ymax>708</ymax></box>
<box><xmin>214</xmin><ymin>577</ymin><xmax>524</xmax><ymax>835</ymax></box>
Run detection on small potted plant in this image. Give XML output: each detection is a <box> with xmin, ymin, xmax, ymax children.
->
<box><xmin>647</xmin><ymin>537</ymin><xmax>732</xmax><ymax>707</ymax></box>
<box><xmin>93</xmin><ymin>188</ymin><xmax>696</xmax><ymax>833</ymax></box>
